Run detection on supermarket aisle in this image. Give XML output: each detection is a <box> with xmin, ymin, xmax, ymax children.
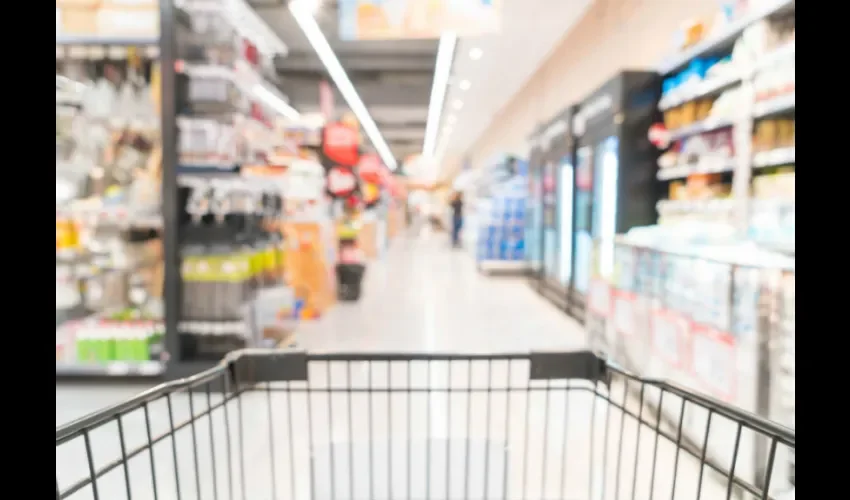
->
<box><xmin>298</xmin><ymin>232</ymin><xmax>588</xmax><ymax>353</ymax></box>
<box><xmin>57</xmin><ymin>237</ymin><xmax>605</xmax><ymax>500</ymax></box>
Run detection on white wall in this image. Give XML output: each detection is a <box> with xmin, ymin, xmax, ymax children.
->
<box><xmin>468</xmin><ymin>0</ymin><xmax>718</xmax><ymax>166</ymax></box>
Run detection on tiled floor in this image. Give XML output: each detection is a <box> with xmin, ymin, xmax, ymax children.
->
<box><xmin>55</xmin><ymin>234</ymin><xmax>736</xmax><ymax>499</ymax></box>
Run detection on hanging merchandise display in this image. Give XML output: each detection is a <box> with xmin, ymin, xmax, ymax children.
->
<box><xmin>327</xmin><ymin>165</ymin><xmax>360</xmax><ymax>199</ymax></box>
<box><xmin>569</xmin><ymin>71</ymin><xmax>662</xmax><ymax>320</ymax></box>
<box><xmin>322</xmin><ymin>121</ymin><xmax>360</xmax><ymax>167</ymax></box>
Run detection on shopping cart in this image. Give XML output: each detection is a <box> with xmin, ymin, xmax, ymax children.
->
<box><xmin>56</xmin><ymin>350</ymin><xmax>795</xmax><ymax>500</ymax></box>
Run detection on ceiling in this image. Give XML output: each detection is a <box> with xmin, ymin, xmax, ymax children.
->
<box><xmin>249</xmin><ymin>0</ymin><xmax>438</xmax><ymax>163</ymax></box>
<box><xmin>436</xmin><ymin>0</ymin><xmax>593</xmax><ymax>168</ymax></box>
<box><xmin>249</xmin><ymin>0</ymin><xmax>592</xmax><ymax>174</ymax></box>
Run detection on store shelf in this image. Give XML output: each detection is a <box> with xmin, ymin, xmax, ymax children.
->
<box><xmin>56</xmin><ymin>206</ymin><xmax>163</xmax><ymax>230</ymax></box>
<box><xmin>657</xmin><ymin>0</ymin><xmax>797</xmax><ymax>74</ymax></box>
<box><xmin>658</xmin><ymin>72</ymin><xmax>741</xmax><ymax>111</ymax></box>
<box><xmin>668</xmin><ymin>117</ymin><xmax>736</xmax><ymax>141</ymax></box>
<box><xmin>753</xmin><ymin>147</ymin><xmax>795</xmax><ymax>168</ymax></box>
<box><xmin>56</xmin><ymin>361</ymin><xmax>164</xmax><ymax>377</ymax></box>
<box><xmin>56</xmin><ymin>35</ymin><xmax>159</xmax><ymax>46</ymax></box>
<box><xmin>753</xmin><ymin>93</ymin><xmax>795</xmax><ymax>118</ymax></box>
<box><xmin>657</xmin><ymin>198</ymin><xmax>736</xmax><ymax>214</ymax></box>
<box><xmin>657</xmin><ymin>158</ymin><xmax>736</xmax><ymax>180</ymax></box>
<box><xmin>752</xmin><ymin>41</ymin><xmax>796</xmax><ymax>73</ymax></box>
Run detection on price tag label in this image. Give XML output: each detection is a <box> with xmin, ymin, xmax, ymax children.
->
<box><xmin>691</xmin><ymin>325</ymin><xmax>736</xmax><ymax>400</ymax></box>
<box><xmin>651</xmin><ymin>309</ymin><xmax>689</xmax><ymax>369</ymax></box>
<box><xmin>613</xmin><ymin>291</ymin><xmax>635</xmax><ymax>337</ymax></box>
<box><xmin>107</xmin><ymin>362</ymin><xmax>131</xmax><ymax>376</ymax></box>
<box><xmin>108</xmin><ymin>46</ymin><xmax>128</xmax><ymax>59</ymax></box>
<box><xmin>588</xmin><ymin>279</ymin><xmax>611</xmax><ymax>317</ymax></box>
<box><xmin>87</xmin><ymin>46</ymin><xmax>106</xmax><ymax>59</ymax></box>
<box><xmin>68</xmin><ymin>45</ymin><xmax>88</xmax><ymax>59</ymax></box>
<box><xmin>138</xmin><ymin>361</ymin><xmax>162</xmax><ymax>375</ymax></box>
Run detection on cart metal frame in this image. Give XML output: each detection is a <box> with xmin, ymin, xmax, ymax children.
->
<box><xmin>56</xmin><ymin>349</ymin><xmax>795</xmax><ymax>500</ymax></box>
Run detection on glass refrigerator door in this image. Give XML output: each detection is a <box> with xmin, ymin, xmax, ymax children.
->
<box><xmin>542</xmin><ymin>161</ymin><xmax>558</xmax><ymax>281</ymax></box>
<box><xmin>592</xmin><ymin>136</ymin><xmax>620</xmax><ymax>281</ymax></box>
<box><xmin>573</xmin><ymin>147</ymin><xmax>593</xmax><ymax>295</ymax></box>
<box><xmin>527</xmin><ymin>169</ymin><xmax>543</xmax><ymax>272</ymax></box>
<box><xmin>558</xmin><ymin>157</ymin><xmax>574</xmax><ymax>286</ymax></box>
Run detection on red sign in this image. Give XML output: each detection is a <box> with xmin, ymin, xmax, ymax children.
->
<box><xmin>326</xmin><ymin>166</ymin><xmax>358</xmax><ymax>198</ymax></box>
<box><xmin>358</xmin><ymin>154</ymin><xmax>383</xmax><ymax>184</ymax></box>
<box><xmin>323</xmin><ymin>123</ymin><xmax>359</xmax><ymax>167</ymax></box>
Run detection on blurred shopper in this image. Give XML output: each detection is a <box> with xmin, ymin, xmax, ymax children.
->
<box><xmin>450</xmin><ymin>192</ymin><xmax>464</xmax><ymax>248</ymax></box>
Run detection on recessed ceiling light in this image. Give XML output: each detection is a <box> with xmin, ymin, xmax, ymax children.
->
<box><xmin>458</xmin><ymin>79</ymin><xmax>471</xmax><ymax>91</ymax></box>
<box><xmin>447</xmin><ymin>115</ymin><xmax>457</xmax><ymax>124</ymax></box>
<box><xmin>453</xmin><ymin>100</ymin><xmax>463</xmax><ymax>110</ymax></box>
<box><xmin>469</xmin><ymin>48</ymin><xmax>483</xmax><ymax>60</ymax></box>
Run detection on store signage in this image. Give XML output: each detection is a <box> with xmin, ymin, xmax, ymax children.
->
<box><xmin>573</xmin><ymin>94</ymin><xmax>613</xmax><ymax>137</ymax></box>
<box><xmin>326</xmin><ymin>166</ymin><xmax>358</xmax><ymax>198</ymax></box>
<box><xmin>357</xmin><ymin>153</ymin><xmax>384</xmax><ymax>184</ymax></box>
<box><xmin>337</xmin><ymin>0</ymin><xmax>501</xmax><ymax>41</ymax></box>
<box><xmin>323</xmin><ymin>123</ymin><xmax>359</xmax><ymax>166</ymax></box>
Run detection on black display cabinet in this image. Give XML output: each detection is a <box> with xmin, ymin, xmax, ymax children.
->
<box><xmin>569</xmin><ymin>71</ymin><xmax>662</xmax><ymax>320</ymax></box>
<box><xmin>534</xmin><ymin>107</ymin><xmax>576</xmax><ymax>311</ymax></box>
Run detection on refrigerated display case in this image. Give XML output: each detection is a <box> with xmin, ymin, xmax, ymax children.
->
<box><xmin>525</xmin><ymin>126</ymin><xmax>545</xmax><ymax>285</ymax></box>
<box><xmin>534</xmin><ymin>108</ymin><xmax>575</xmax><ymax>310</ymax></box>
<box><xmin>570</xmin><ymin>72</ymin><xmax>662</xmax><ymax>320</ymax></box>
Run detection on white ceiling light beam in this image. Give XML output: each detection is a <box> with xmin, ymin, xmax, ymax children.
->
<box><xmin>289</xmin><ymin>1</ymin><xmax>397</xmax><ymax>169</ymax></box>
<box><xmin>422</xmin><ymin>32</ymin><xmax>457</xmax><ymax>159</ymax></box>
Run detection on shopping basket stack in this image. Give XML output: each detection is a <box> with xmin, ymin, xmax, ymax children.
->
<box><xmin>56</xmin><ymin>350</ymin><xmax>794</xmax><ymax>500</ymax></box>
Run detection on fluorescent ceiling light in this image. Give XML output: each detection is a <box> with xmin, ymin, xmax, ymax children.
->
<box><xmin>422</xmin><ymin>32</ymin><xmax>457</xmax><ymax>158</ymax></box>
<box><xmin>253</xmin><ymin>84</ymin><xmax>300</xmax><ymax>120</ymax></box>
<box><xmin>289</xmin><ymin>1</ymin><xmax>397</xmax><ymax>169</ymax></box>
<box><xmin>452</xmin><ymin>100</ymin><xmax>463</xmax><ymax>110</ymax></box>
<box><xmin>458</xmin><ymin>79</ymin><xmax>471</xmax><ymax>91</ymax></box>
<box><xmin>469</xmin><ymin>47</ymin><xmax>483</xmax><ymax>60</ymax></box>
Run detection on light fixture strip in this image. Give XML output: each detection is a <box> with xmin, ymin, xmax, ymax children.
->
<box><xmin>422</xmin><ymin>32</ymin><xmax>458</xmax><ymax>158</ymax></box>
<box><xmin>289</xmin><ymin>2</ymin><xmax>397</xmax><ymax>169</ymax></box>
<box><xmin>253</xmin><ymin>84</ymin><xmax>300</xmax><ymax>120</ymax></box>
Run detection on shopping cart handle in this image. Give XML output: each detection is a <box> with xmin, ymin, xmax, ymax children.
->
<box><xmin>529</xmin><ymin>350</ymin><xmax>610</xmax><ymax>383</ymax></box>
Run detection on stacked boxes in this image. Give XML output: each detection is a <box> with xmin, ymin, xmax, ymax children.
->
<box><xmin>476</xmin><ymin>180</ymin><xmax>527</xmax><ymax>262</ymax></box>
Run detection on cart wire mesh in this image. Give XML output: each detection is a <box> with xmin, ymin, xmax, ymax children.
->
<box><xmin>56</xmin><ymin>350</ymin><xmax>795</xmax><ymax>500</ymax></box>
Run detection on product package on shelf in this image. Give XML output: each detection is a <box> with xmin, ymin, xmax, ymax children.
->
<box><xmin>56</xmin><ymin>312</ymin><xmax>165</xmax><ymax>376</ymax></box>
<box><xmin>178</xmin><ymin>176</ymin><xmax>289</xmax><ymax>361</ymax></box>
<box><xmin>57</xmin><ymin>40</ymin><xmax>165</xmax><ymax>378</ymax></box>
<box><xmin>475</xmin><ymin>177</ymin><xmax>527</xmax><ymax>264</ymax></box>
